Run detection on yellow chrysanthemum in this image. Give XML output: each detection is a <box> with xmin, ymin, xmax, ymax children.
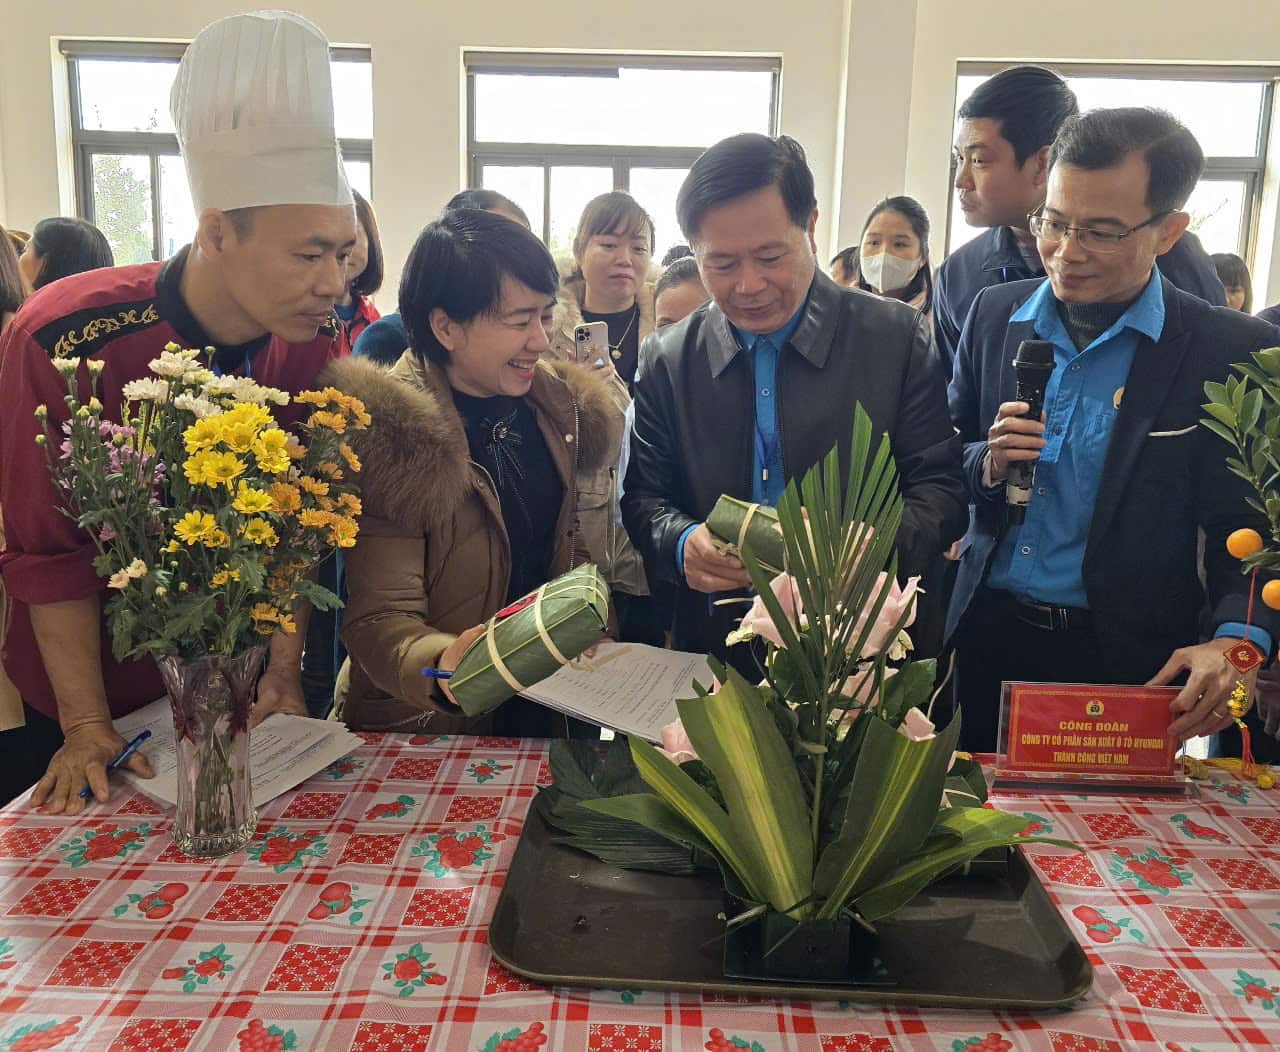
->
<box><xmin>222</xmin><ymin>420</ymin><xmax>258</xmax><ymax>454</ymax></box>
<box><xmin>183</xmin><ymin>417</ymin><xmax>224</xmax><ymax>453</ymax></box>
<box><xmin>277</xmin><ymin>613</ymin><xmax>297</xmax><ymax>635</ymax></box>
<box><xmin>203</xmin><ymin>528</ymin><xmax>231</xmax><ymax>549</ymax></box>
<box><xmin>269</xmin><ymin>482</ymin><xmax>302</xmax><ymax>515</ymax></box>
<box><xmin>211</xmin><ymin>568</ymin><xmax>241</xmax><ymax>588</ymax></box>
<box><xmin>252</xmin><ymin>428</ymin><xmax>291</xmax><ymax>474</ymax></box>
<box><xmin>221</xmin><ymin>402</ymin><xmax>272</xmax><ymax>431</ymax></box>
<box><xmin>294</xmin><ymin>390</ymin><xmax>328</xmax><ymax>407</ymax></box>
<box><xmin>232</xmin><ymin>484</ymin><xmax>274</xmax><ymax>515</ymax></box>
<box><xmin>337</xmin><ymin>492</ymin><xmax>362</xmax><ymax>516</ymax></box>
<box><xmin>199</xmin><ymin>452</ymin><xmax>246</xmax><ymax>489</ymax></box>
<box><xmin>315</xmin><ymin>461</ymin><xmax>344</xmax><ymax>481</ymax></box>
<box><xmin>328</xmin><ymin>516</ymin><xmax>359</xmax><ymax>549</ymax></box>
<box><xmin>310</xmin><ymin>410</ymin><xmax>347</xmax><ymax>434</ymax></box>
<box><xmin>243</xmin><ymin>519</ymin><xmax>279</xmax><ymax>546</ymax></box>
<box><xmin>164</xmin><ymin>539</ymin><xmax>182</xmax><ymax>554</ymax></box>
<box><xmin>338</xmin><ymin>442</ymin><xmax>362</xmax><ymax>472</ymax></box>
<box><xmin>286</xmin><ymin>436</ymin><xmax>307</xmax><ymax>461</ymax></box>
<box><xmin>298</xmin><ymin>476</ymin><xmax>330</xmax><ymax>498</ymax></box>
<box><xmin>250</xmin><ymin>602</ymin><xmax>279</xmax><ymax>623</ymax></box>
<box><xmin>173</xmin><ymin>510</ymin><xmax>217</xmax><ymax>544</ymax></box>
<box><xmin>298</xmin><ymin>508</ymin><xmax>334</xmax><ymax>530</ymax></box>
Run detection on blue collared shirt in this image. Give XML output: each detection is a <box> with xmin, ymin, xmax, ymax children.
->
<box><xmin>677</xmin><ymin>301</ymin><xmax>806</xmax><ymax>576</ymax></box>
<box><xmin>988</xmin><ymin>269</ymin><xmax>1165</xmax><ymax>607</ymax></box>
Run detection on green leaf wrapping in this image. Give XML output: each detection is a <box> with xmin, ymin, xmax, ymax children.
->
<box><xmin>706</xmin><ymin>496</ymin><xmax>784</xmax><ymax>573</ymax></box>
<box><xmin>676</xmin><ymin>668</ymin><xmax>815</xmax><ymax>917</ymax></box>
<box><xmin>813</xmin><ymin>711</ymin><xmax>961</xmax><ymax>919</ymax></box>
<box><xmin>448</xmin><ymin>564</ymin><xmax>609</xmax><ymax>716</ymax></box>
<box><xmin>853</xmin><ymin>807</ymin><xmax>1081</xmax><ymax>921</ymax></box>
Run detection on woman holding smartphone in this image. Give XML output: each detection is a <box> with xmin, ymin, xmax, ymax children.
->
<box><xmin>550</xmin><ymin>192</ymin><xmax>661</xmax><ymax>644</ymax></box>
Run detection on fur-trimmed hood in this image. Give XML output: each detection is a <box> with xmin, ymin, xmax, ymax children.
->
<box><xmin>318</xmin><ymin>351</ymin><xmax>619</xmax><ymax>533</ymax></box>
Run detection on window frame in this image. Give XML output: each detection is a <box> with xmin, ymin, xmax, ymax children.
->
<box><xmin>465</xmin><ymin>51</ymin><xmax>781</xmax><ymax>246</ymax></box>
<box><xmin>61</xmin><ymin>40</ymin><xmax>373</xmax><ymax>263</ymax></box>
<box><xmin>947</xmin><ymin>61</ymin><xmax>1278</xmax><ymax>262</ymax></box>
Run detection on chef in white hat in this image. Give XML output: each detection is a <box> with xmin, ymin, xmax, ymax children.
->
<box><xmin>0</xmin><ymin>10</ymin><xmax>357</xmax><ymax>814</ymax></box>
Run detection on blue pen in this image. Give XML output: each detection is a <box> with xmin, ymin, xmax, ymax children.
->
<box><xmin>420</xmin><ymin>667</ymin><xmax>453</xmax><ymax>681</ymax></box>
<box><xmin>80</xmin><ymin>729</ymin><xmax>152</xmax><ymax>800</ymax></box>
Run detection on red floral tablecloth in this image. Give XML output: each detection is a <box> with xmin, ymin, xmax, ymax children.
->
<box><xmin>2</xmin><ymin>732</ymin><xmax>1279</xmax><ymax>1051</ymax></box>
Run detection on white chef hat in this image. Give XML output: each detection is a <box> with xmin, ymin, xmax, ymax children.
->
<box><xmin>171</xmin><ymin>10</ymin><xmax>354</xmax><ymax>213</ymax></box>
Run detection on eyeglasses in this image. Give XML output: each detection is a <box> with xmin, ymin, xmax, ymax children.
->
<box><xmin>1027</xmin><ymin>210</ymin><xmax>1172</xmax><ymax>254</ymax></box>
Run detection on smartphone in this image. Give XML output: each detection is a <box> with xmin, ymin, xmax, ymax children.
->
<box><xmin>573</xmin><ymin>321</ymin><xmax>609</xmax><ymax>368</ymax></box>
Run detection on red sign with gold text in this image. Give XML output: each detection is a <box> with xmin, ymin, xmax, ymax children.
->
<box><xmin>1002</xmin><ymin>683</ymin><xmax>1179</xmax><ymax>776</ymax></box>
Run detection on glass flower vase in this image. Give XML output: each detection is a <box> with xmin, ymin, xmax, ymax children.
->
<box><xmin>156</xmin><ymin>646</ymin><xmax>264</xmax><ymax>857</ymax></box>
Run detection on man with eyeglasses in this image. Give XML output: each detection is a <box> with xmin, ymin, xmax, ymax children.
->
<box><xmin>936</xmin><ymin>66</ymin><xmax>1226</xmax><ymax>373</ymax></box>
<box><xmin>946</xmin><ymin>107</ymin><xmax>1279</xmax><ymax>754</ymax></box>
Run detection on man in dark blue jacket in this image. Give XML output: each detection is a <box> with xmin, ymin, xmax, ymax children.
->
<box><xmin>946</xmin><ymin>107</ymin><xmax>1277</xmax><ymax>753</ymax></box>
<box><xmin>935</xmin><ymin>67</ymin><xmax>1225</xmax><ymax>372</ymax></box>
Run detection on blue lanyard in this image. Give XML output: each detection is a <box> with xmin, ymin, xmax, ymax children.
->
<box><xmin>209</xmin><ymin>348</ymin><xmax>253</xmax><ymax>379</ymax></box>
<box><xmin>754</xmin><ymin>425</ymin><xmax>778</xmax><ymax>487</ymax></box>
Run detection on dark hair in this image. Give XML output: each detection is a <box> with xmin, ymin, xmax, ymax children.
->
<box><xmin>661</xmin><ymin>243</ymin><xmax>693</xmax><ymax>266</ymax></box>
<box><xmin>399</xmin><ymin>209</ymin><xmax>559</xmax><ymax>368</ymax></box>
<box><xmin>677</xmin><ymin>134</ymin><xmax>816</xmax><ymax>241</ymax></box>
<box><xmin>958</xmin><ymin>65</ymin><xmax>1079</xmax><ymax>165</ymax></box>
<box><xmin>830</xmin><ymin>245</ymin><xmax>859</xmax><ymax>278</ymax></box>
<box><xmin>1213</xmin><ymin>252</ymin><xmax>1252</xmax><ymax>313</ymax></box>
<box><xmin>572</xmin><ymin>191</ymin><xmax>655</xmax><ymax>259</ymax></box>
<box><xmin>28</xmin><ymin>217</ymin><xmax>113</xmax><ymax>289</ymax></box>
<box><xmin>349</xmin><ymin>190</ymin><xmax>384</xmax><ymax>297</ymax></box>
<box><xmin>0</xmin><ymin>225</ymin><xmax>24</xmax><ymax>317</ymax></box>
<box><xmin>654</xmin><ymin>256</ymin><xmax>704</xmax><ymax>301</ymax></box>
<box><xmin>857</xmin><ymin>195</ymin><xmax>934</xmax><ymax>313</ymax></box>
<box><xmin>445</xmin><ymin>189</ymin><xmax>531</xmax><ymax>229</ymax></box>
<box><xmin>1049</xmin><ymin>107</ymin><xmax>1205</xmax><ymax>214</ymax></box>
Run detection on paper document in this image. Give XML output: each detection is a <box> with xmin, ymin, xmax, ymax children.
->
<box><xmin>113</xmin><ymin>696</ymin><xmax>362</xmax><ymax>807</ymax></box>
<box><xmin>519</xmin><ymin>643</ymin><xmax>714</xmax><ymax>740</ymax></box>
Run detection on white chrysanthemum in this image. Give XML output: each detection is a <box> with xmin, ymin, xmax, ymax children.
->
<box><xmin>52</xmin><ymin>358</ymin><xmax>79</xmax><ymax>376</ymax></box>
<box><xmin>201</xmin><ymin>376</ymin><xmax>240</xmax><ymax>398</ymax></box>
<box><xmin>174</xmin><ymin>393</ymin><xmax>219</xmax><ymax>419</ymax></box>
<box><xmin>125</xmin><ymin>558</ymin><xmax>147</xmax><ymax>579</ymax></box>
<box><xmin>148</xmin><ymin>352</ymin><xmax>198</xmax><ymax>378</ymax></box>
<box><xmin>121</xmin><ymin>378</ymin><xmax>171</xmax><ymax>402</ymax></box>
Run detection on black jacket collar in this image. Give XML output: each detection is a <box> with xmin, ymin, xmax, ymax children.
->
<box><xmin>705</xmin><ymin>268</ymin><xmax>844</xmax><ymax>378</ymax></box>
<box><xmin>157</xmin><ymin>245</ymin><xmax>271</xmax><ymax>373</ymax></box>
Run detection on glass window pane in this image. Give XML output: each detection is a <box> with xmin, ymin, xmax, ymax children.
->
<box><xmin>1183</xmin><ymin>179</ymin><xmax>1246</xmax><ymax>256</ymax></box>
<box><xmin>481</xmin><ymin>165</ymin><xmax>545</xmax><ymax>235</ymax></box>
<box><xmin>343</xmin><ymin>159</ymin><xmax>372</xmax><ymax>201</ymax></box>
<box><xmin>78</xmin><ymin>59</ymin><xmax>178</xmax><ymax>133</ymax></box>
<box><xmin>548</xmin><ymin>167</ymin><xmax>614</xmax><ymax>257</ymax></box>
<box><xmin>954</xmin><ymin>73</ymin><xmax>1265</xmax><ymax>158</ymax></box>
<box><xmin>158</xmin><ymin>154</ymin><xmax>195</xmax><ymax>258</ymax></box>
<box><xmin>628</xmin><ymin>167</ymin><xmax>690</xmax><ymax>262</ymax></box>
<box><xmin>1068</xmin><ymin>79</ymin><xmax>1263</xmax><ymax>158</ymax></box>
<box><xmin>77</xmin><ymin>57</ymin><xmax>372</xmax><ymax>140</ymax></box>
<box><xmin>331</xmin><ymin>60</ymin><xmax>373</xmax><ymax>139</ymax></box>
<box><xmin>474</xmin><ymin>68</ymin><xmax>773</xmax><ymax>147</ymax></box>
<box><xmin>92</xmin><ymin>154</ymin><xmax>154</xmax><ymax>265</ymax></box>
<box><xmin>947</xmin><ymin>200</ymin><xmax>985</xmax><ymax>256</ymax></box>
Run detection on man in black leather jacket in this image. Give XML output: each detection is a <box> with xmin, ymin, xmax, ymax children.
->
<box><xmin>621</xmin><ymin>133</ymin><xmax>967</xmax><ymax>667</ymax></box>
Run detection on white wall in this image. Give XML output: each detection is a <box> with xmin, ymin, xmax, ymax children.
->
<box><xmin>2</xmin><ymin>0</ymin><xmax>1279</xmax><ymax>304</ymax></box>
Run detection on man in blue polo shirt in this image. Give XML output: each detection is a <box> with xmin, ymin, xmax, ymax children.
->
<box><xmin>935</xmin><ymin>66</ymin><xmax>1225</xmax><ymax>373</ymax></box>
<box><xmin>947</xmin><ymin>107</ymin><xmax>1278</xmax><ymax>753</ymax></box>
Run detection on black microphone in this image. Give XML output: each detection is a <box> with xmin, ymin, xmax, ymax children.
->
<box><xmin>1005</xmin><ymin>339</ymin><xmax>1056</xmax><ymax>526</ymax></box>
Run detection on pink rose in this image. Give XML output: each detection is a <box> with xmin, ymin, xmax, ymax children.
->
<box><xmin>840</xmin><ymin>665</ymin><xmax>896</xmax><ymax>706</ymax></box>
<box><xmin>897</xmin><ymin>706</ymin><xmax>936</xmax><ymax>742</ymax></box>
<box><xmin>657</xmin><ymin>719</ymin><xmax>698</xmax><ymax>764</ymax></box>
<box><xmin>726</xmin><ymin>572</ymin><xmax>805</xmax><ymax>648</ymax></box>
<box><xmin>853</xmin><ymin>574</ymin><xmax>920</xmax><ymax>658</ymax></box>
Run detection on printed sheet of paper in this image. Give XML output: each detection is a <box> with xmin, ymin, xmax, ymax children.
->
<box><xmin>519</xmin><ymin>642</ymin><xmax>713</xmax><ymax>740</ymax></box>
<box><xmin>113</xmin><ymin>697</ymin><xmax>362</xmax><ymax>807</ymax></box>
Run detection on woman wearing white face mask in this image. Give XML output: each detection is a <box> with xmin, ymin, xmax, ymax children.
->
<box><xmin>851</xmin><ymin>196</ymin><xmax>934</xmax><ymax>320</ymax></box>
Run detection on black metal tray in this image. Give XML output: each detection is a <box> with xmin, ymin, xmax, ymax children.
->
<box><xmin>489</xmin><ymin>810</ymin><xmax>1093</xmax><ymax>1008</ymax></box>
